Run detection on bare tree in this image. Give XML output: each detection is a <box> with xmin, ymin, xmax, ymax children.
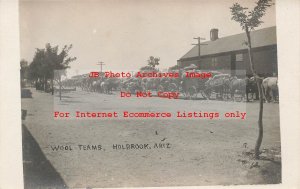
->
<box><xmin>230</xmin><ymin>0</ymin><xmax>273</xmax><ymax>159</ymax></box>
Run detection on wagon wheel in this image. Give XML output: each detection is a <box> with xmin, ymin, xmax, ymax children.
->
<box><xmin>203</xmin><ymin>87</ymin><xmax>212</xmax><ymax>100</ymax></box>
<box><xmin>188</xmin><ymin>86</ymin><xmax>197</xmax><ymax>100</ymax></box>
<box><xmin>200</xmin><ymin>90</ymin><xmax>208</xmax><ymax>99</ymax></box>
<box><xmin>129</xmin><ymin>86</ymin><xmax>136</xmax><ymax>94</ymax></box>
<box><xmin>168</xmin><ymin>83</ymin><xmax>178</xmax><ymax>92</ymax></box>
<box><xmin>157</xmin><ymin>85</ymin><xmax>165</xmax><ymax>93</ymax></box>
<box><xmin>142</xmin><ymin>85</ymin><xmax>147</xmax><ymax>92</ymax></box>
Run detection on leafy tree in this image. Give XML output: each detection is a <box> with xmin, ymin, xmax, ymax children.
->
<box><xmin>20</xmin><ymin>59</ymin><xmax>28</xmax><ymax>78</ymax></box>
<box><xmin>28</xmin><ymin>48</ymin><xmax>46</xmax><ymax>89</ymax></box>
<box><xmin>147</xmin><ymin>56</ymin><xmax>160</xmax><ymax>68</ymax></box>
<box><xmin>139</xmin><ymin>65</ymin><xmax>157</xmax><ymax>71</ymax></box>
<box><xmin>20</xmin><ymin>59</ymin><xmax>28</xmax><ymax>68</ymax></box>
<box><xmin>168</xmin><ymin>65</ymin><xmax>180</xmax><ymax>71</ymax></box>
<box><xmin>44</xmin><ymin>43</ymin><xmax>76</xmax><ymax>96</ymax></box>
<box><xmin>230</xmin><ymin>0</ymin><xmax>273</xmax><ymax>159</ymax></box>
<box><xmin>20</xmin><ymin>59</ymin><xmax>29</xmax><ymax>87</ymax></box>
<box><xmin>28</xmin><ymin>43</ymin><xmax>76</xmax><ymax>96</ymax></box>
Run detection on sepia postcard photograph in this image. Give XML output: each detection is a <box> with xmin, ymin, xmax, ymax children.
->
<box><xmin>18</xmin><ymin>0</ymin><xmax>282</xmax><ymax>188</ymax></box>
<box><xmin>4</xmin><ymin>0</ymin><xmax>300</xmax><ymax>188</ymax></box>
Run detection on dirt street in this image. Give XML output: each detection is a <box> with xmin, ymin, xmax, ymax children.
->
<box><xmin>22</xmin><ymin>88</ymin><xmax>281</xmax><ymax>188</ymax></box>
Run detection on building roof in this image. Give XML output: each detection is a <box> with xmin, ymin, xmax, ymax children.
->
<box><xmin>179</xmin><ymin>26</ymin><xmax>276</xmax><ymax>60</ymax></box>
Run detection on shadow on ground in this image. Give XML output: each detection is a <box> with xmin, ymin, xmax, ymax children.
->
<box><xmin>238</xmin><ymin>148</ymin><xmax>281</xmax><ymax>184</ymax></box>
<box><xmin>22</xmin><ymin>124</ymin><xmax>67</xmax><ymax>189</ymax></box>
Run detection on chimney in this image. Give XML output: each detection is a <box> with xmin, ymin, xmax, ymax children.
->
<box><xmin>210</xmin><ymin>28</ymin><xmax>219</xmax><ymax>41</ymax></box>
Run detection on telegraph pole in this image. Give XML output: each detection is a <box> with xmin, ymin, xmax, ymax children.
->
<box><xmin>97</xmin><ymin>61</ymin><xmax>105</xmax><ymax>73</ymax></box>
<box><xmin>192</xmin><ymin>37</ymin><xmax>207</xmax><ymax>69</ymax></box>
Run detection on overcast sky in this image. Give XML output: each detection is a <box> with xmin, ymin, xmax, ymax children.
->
<box><xmin>20</xmin><ymin>0</ymin><xmax>276</xmax><ymax>76</ymax></box>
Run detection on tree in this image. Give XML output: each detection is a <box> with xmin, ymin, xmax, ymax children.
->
<box><xmin>20</xmin><ymin>59</ymin><xmax>29</xmax><ymax>87</ymax></box>
<box><xmin>168</xmin><ymin>65</ymin><xmax>180</xmax><ymax>71</ymax></box>
<box><xmin>147</xmin><ymin>56</ymin><xmax>160</xmax><ymax>68</ymax></box>
<box><xmin>28</xmin><ymin>43</ymin><xmax>76</xmax><ymax>96</ymax></box>
<box><xmin>28</xmin><ymin>48</ymin><xmax>47</xmax><ymax>90</ymax></box>
<box><xmin>20</xmin><ymin>59</ymin><xmax>28</xmax><ymax>68</ymax></box>
<box><xmin>43</xmin><ymin>43</ymin><xmax>76</xmax><ymax>96</ymax></box>
<box><xmin>230</xmin><ymin>0</ymin><xmax>273</xmax><ymax>159</ymax></box>
<box><xmin>139</xmin><ymin>65</ymin><xmax>157</xmax><ymax>71</ymax></box>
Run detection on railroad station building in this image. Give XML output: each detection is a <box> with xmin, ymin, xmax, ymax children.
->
<box><xmin>177</xmin><ymin>26</ymin><xmax>277</xmax><ymax>77</ymax></box>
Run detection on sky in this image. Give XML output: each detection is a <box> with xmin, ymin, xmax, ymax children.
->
<box><xmin>20</xmin><ymin>0</ymin><xmax>276</xmax><ymax>77</ymax></box>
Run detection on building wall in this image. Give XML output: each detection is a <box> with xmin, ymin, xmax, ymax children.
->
<box><xmin>178</xmin><ymin>55</ymin><xmax>231</xmax><ymax>71</ymax></box>
<box><xmin>178</xmin><ymin>45</ymin><xmax>277</xmax><ymax>77</ymax></box>
<box><xmin>201</xmin><ymin>54</ymin><xmax>231</xmax><ymax>70</ymax></box>
<box><xmin>235</xmin><ymin>47</ymin><xmax>277</xmax><ymax>76</ymax></box>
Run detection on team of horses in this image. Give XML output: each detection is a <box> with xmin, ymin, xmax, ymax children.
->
<box><xmin>62</xmin><ymin>70</ymin><xmax>279</xmax><ymax>103</ymax></box>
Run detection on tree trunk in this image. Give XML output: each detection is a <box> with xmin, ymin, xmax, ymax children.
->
<box><xmin>51</xmin><ymin>79</ymin><xmax>54</xmax><ymax>95</ymax></box>
<box><xmin>35</xmin><ymin>78</ymin><xmax>38</xmax><ymax>90</ymax></box>
<box><xmin>59</xmin><ymin>76</ymin><xmax>62</xmax><ymax>100</ymax></box>
<box><xmin>43</xmin><ymin>75</ymin><xmax>46</xmax><ymax>92</ymax></box>
<box><xmin>245</xmin><ymin>27</ymin><xmax>264</xmax><ymax>159</ymax></box>
<box><xmin>255</xmin><ymin>80</ymin><xmax>264</xmax><ymax>159</ymax></box>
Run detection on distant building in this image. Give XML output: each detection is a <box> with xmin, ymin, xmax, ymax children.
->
<box><xmin>177</xmin><ymin>26</ymin><xmax>277</xmax><ymax>77</ymax></box>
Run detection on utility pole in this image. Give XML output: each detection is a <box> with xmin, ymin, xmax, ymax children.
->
<box><xmin>97</xmin><ymin>61</ymin><xmax>105</xmax><ymax>73</ymax></box>
<box><xmin>192</xmin><ymin>37</ymin><xmax>207</xmax><ymax>69</ymax></box>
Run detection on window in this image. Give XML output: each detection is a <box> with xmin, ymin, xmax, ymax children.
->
<box><xmin>211</xmin><ymin>57</ymin><xmax>218</xmax><ymax>67</ymax></box>
<box><xmin>236</xmin><ymin>53</ymin><xmax>243</xmax><ymax>61</ymax></box>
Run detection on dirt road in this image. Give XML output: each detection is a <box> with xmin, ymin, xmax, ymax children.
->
<box><xmin>22</xmin><ymin>88</ymin><xmax>281</xmax><ymax>188</ymax></box>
